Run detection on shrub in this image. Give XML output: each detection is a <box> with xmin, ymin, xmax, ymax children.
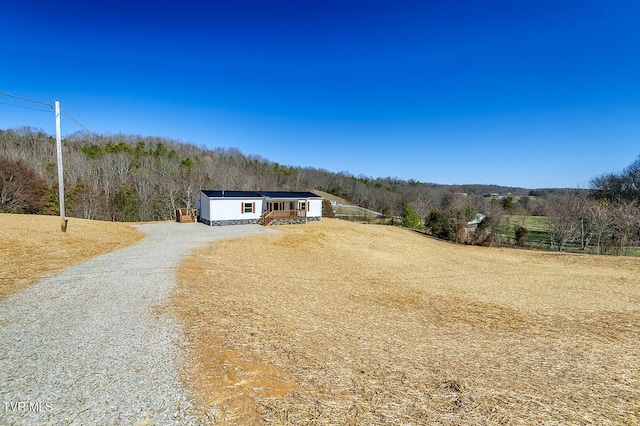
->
<box><xmin>402</xmin><ymin>203</ymin><xmax>422</xmax><ymax>230</ymax></box>
<box><xmin>501</xmin><ymin>196</ymin><xmax>514</xmax><ymax>211</ymax></box>
<box><xmin>425</xmin><ymin>208</ymin><xmax>450</xmax><ymax>238</ymax></box>
<box><xmin>322</xmin><ymin>199</ymin><xmax>335</xmax><ymax>218</ymax></box>
<box><xmin>113</xmin><ymin>185</ymin><xmax>141</xmax><ymax>222</ymax></box>
<box><xmin>0</xmin><ymin>157</ymin><xmax>47</xmax><ymax>214</ymax></box>
<box><xmin>515</xmin><ymin>226</ymin><xmax>529</xmax><ymax>246</ymax></box>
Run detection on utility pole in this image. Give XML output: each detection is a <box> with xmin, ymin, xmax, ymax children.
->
<box><xmin>55</xmin><ymin>101</ymin><xmax>67</xmax><ymax>232</ymax></box>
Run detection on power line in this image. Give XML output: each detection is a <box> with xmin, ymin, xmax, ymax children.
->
<box><xmin>0</xmin><ymin>100</ymin><xmax>53</xmax><ymax>113</ymax></box>
<box><xmin>0</xmin><ymin>91</ymin><xmax>54</xmax><ymax>108</ymax></box>
<box><xmin>0</xmin><ymin>91</ymin><xmax>100</xmax><ymax>137</ymax></box>
<box><xmin>60</xmin><ymin>108</ymin><xmax>101</xmax><ymax>138</ymax></box>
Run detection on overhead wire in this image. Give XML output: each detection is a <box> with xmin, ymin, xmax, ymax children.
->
<box><xmin>1</xmin><ymin>90</ymin><xmax>100</xmax><ymax>137</ymax></box>
<box><xmin>0</xmin><ymin>101</ymin><xmax>53</xmax><ymax>113</ymax></box>
<box><xmin>60</xmin><ymin>108</ymin><xmax>101</xmax><ymax>138</ymax></box>
<box><xmin>0</xmin><ymin>91</ymin><xmax>54</xmax><ymax>108</ymax></box>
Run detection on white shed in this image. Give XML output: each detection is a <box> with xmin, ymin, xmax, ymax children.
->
<box><xmin>197</xmin><ymin>190</ymin><xmax>322</xmax><ymax>226</ymax></box>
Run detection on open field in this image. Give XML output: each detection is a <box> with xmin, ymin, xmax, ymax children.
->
<box><xmin>311</xmin><ymin>189</ymin><xmax>355</xmax><ymax>206</ymax></box>
<box><xmin>334</xmin><ymin>204</ymin><xmax>383</xmax><ymax>220</ymax></box>
<box><xmin>312</xmin><ymin>189</ymin><xmax>385</xmax><ymax>222</ymax></box>
<box><xmin>174</xmin><ymin>219</ymin><xmax>640</xmax><ymax>424</ymax></box>
<box><xmin>0</xmin><ymin>213</ymin><xmax>143</xmax><ymax>300</ymax></box>
<box><xmin>502</xmin><ymin>215</ymin><xmax>552</xmax><ymax>248</ymax></box>
<box><xmin>506</xmin><ymin>215</ymin><xmax>549</xmax><ymax>230</ymax></box>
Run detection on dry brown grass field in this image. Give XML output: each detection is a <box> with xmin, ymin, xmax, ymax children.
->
<box><xmin>0</xmin><ymin>213</ymin><xmax>143</xmax><ymax>300</ymax></box>
<box><xmin>174</xmin><ymin>219</ymin><xmax>640</xmax><ymax>425</ymax></box>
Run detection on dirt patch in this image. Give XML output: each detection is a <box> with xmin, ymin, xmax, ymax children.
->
<box><xmin>174</xmin><ymin>219</ymin><xmax>640</xmax><ymax>424</ymax></box>
<box><xmin>0</xmin><ymin>213</ymin><xmax>143</xmax><ymax>300</ymax></box>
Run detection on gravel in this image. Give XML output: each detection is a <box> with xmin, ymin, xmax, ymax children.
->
<box><xmin>0</xmin><ymin>222</ymin><xmax>276</xmax><ymax>425</ymax></box>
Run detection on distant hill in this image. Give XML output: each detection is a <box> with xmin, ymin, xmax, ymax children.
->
<box><xmin>428</xmin><ymin>183</ymin><xmax>531</xmax><ymax>197</ymax></box>
<box><xmin>1</xmin><ymin>127</ymin><xmax>567</xmax><ymax>222</ymax></box>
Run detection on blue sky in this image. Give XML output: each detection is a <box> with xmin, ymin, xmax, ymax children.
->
<box><xmin>1</xmin><ymin>1</ymin><xmax>639</xmax><ymax>188</ymax></box>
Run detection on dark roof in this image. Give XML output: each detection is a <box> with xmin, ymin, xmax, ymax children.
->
<box><xmin>201</xmin><ymin>190</ymin><xmax>322</xmax><ymax>199</ymax></box>
<box><xmin>201</xmin><ymin>190</ymin><xmax>262</xmax><ymax>198</ymax></box>
<box><xmin>258</xmin><ymin>191</ymin><xmax>322</xmax><ymax>199</ymax></box>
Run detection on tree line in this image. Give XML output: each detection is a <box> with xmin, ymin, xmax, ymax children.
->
<box><xmin>0</xmin><ymin>127</ymin><xmax>526</xmax><ymax>222</ymax></box>
<box><xmin>410</xmin><ymin>156</ymin><xmax>640</xmax><ymax>255</ymax></box>
<box><xmin>1</xmin><ymin>126</ymin><xmax>638</xmax><ymax>254</ymax></box>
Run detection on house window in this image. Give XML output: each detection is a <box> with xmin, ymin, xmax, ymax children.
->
<box><xmin>243</xmin><ymin>202</ymin><xmax>254</xmax><ymax>213</ymax></box>
<box><xmin>299</xmin><ymin>201</ymin><xmax>306</xmax><ymax>210</ymax></box>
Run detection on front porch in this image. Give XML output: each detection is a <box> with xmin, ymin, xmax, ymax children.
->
<box><xmin>259</xmin><ymin>209</ymin><xmax>307</xmax><ymax>226</ymax></box>
<box><xmin>260</xmin><ymin>200</ymin><xmax>308</xmax><ymax>225</ymax></box>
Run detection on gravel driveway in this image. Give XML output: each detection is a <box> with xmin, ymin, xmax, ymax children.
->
<box><xmin>0</xmin><ymin>222</ymin><xmax>276</xmax><ymax>425</ymax></box>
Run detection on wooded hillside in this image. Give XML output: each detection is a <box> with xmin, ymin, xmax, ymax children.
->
<box><xmin>2</xmin><ymin>126</ymin><xmax>638</xmax><ymax>256</ymax></box>
<box><xmin>0</xmin><ymin>127</ymin><xmax>528</xmax><ymax>222</ymax></box>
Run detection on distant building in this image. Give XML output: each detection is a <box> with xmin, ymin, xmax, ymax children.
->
<box><xmin>467</xmin><ymin>213</ymin><xmax>486</xmax><ymax>226</ymax></box>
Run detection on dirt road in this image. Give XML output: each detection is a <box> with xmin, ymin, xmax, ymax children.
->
<box><xmin>0</xmin><ymin>222</ymin><xmax>275</xmax><ymax>425</ymax></box>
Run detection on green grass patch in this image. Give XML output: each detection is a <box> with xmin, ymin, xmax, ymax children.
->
<box><xmin>500</xmin><ymin>216</ymin><xmax>553</xmax><ymax>249</ymax></box>
<box><xmin>507</xmin><ymin>215</ymin><xmax>549</xmax><ymax>230</ymax></box>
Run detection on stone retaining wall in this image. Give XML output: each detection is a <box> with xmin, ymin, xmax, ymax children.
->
<box><xmin>269</xmin><ymin>218</ymin><xmax>307</xmax><ymax>226</ymax></box>
<box><xmin>198</xmin><ymin>217</ymin><xmax>259</xmax><ymax>226</ymax></box>
<box><xmin>198</xmin><ymin>216</ymin><xmax>321</xmax><ymax>226</ymax></box>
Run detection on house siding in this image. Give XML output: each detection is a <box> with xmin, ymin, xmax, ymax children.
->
<box><xmin>307</xmin><ymin>198</ymin><xmax>322</xmax><ymax>220</ymax></box>
<box><xmin>197</xmin><ymin>193</ymin><xmax>210</xmax><ymax>222</ymax></box>
<box><xmin>198</xmin><ymin>191</ymin><xmax>322</xmax><ymax>226</ymax></box>
<box><xmin>209</xmin><ymin>198</ymin><xmax>263</xmax><ymax>221</ymax></box>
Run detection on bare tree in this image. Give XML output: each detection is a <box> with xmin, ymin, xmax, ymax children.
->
<box><xmin>581</xmin><ymin>199</ymin><xmax>612</xmax><ymax>254</ymax></box>
<box><xmin>546</xmin><ymin>199</ymin><xmax>582</xmax><ymax>251</ymax></box>
<box><xmin>609</xmin><ymin>201</ymin><xmax>640</xmax><ymax>256</ymax></box>
<box><xmin>591</xmin><ymin>155</ymin><xmax>640</xmax><ymax>202</ymax></box>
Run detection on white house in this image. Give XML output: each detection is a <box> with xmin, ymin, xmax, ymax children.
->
<box><xmin>196</xmin><ymin>190</ymin><xmax>323</xmax><ymax>226</ymax></box>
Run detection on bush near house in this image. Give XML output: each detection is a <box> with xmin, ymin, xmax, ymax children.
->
<box><xmin>322</xmin><ymin>198</ymin><xmax>335</xmax><ymax>218</ymax></box>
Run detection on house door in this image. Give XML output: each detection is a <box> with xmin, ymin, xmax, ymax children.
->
<box><xmin>269</xmin><ymin>202</ymin><xmax>285</xmax><ymax>212</ymax></box>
